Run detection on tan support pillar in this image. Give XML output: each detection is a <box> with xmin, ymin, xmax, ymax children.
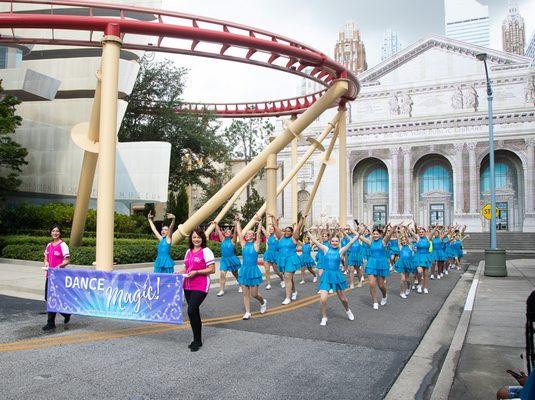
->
<box><xmin>303</xmin><ymin>123</ymin><xmax>339</xmax><ymax>217</ymax></box>
<box><xmin>70</xmin><ymin>75</ymin><xmax>102</xmax><ymax>247</ymax></box>
<box><xmin>172</xmin><ymin>79</ymin><xmax>349</xmax><ymax>243</ymax></box>
<box><xmin>290</xmin><ymin>115</ymin><xmax>298</xmax><ymax>224</ymax></box>
<box><xmin>241</xmin><ymin>112</ymin><xmax>341</xmax><ymax>234</ymax></box>
<box><xmin>338</xmin><ymin>105</ymin><xmax>347</xmax><ymax>226</ymax></box>
<box><xmin>266</xmin><ymin>137</ymin><xmax>278</xmax><ymax>228</ymax></box>
<box><xmin>95</xmin><ymin>28</ymin><xmax>122</xmax><ymax>270</ymax></box>
<box><xmin>205</xmin><ymin>177</ymin><xmax>253</xmax><ymax>237</ymax></box>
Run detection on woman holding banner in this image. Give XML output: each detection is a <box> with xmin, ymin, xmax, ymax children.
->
<box><xmin>42</xmin><ymin>225</ymin><xmax>71</xmax><ymax>331</ymax></box>
<box><xmin>148</xmin><ymin>211</ymin><xmax>176</xmax><ymax>274</ymax></box>
<box><xmin>182</xmin><ymin>227</ymin><xmax>215</xmax><ymax>352</ymax></box>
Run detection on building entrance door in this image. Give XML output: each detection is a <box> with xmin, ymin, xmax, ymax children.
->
<box><xmin>496</xmin><ymin>202</ymin><xmax>508</xmax><ymax>231</ymax></box>
<box><xmin>372</xmin><ymin>205</ymin><xmax>387</xmax><ymax>226</ymax></box>
<box><xmin>429</xmin><ymin>203</ymin><xmax>445</xmax><ymax>226</ymax></box>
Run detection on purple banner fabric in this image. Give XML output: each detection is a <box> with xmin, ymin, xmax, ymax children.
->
<box><xmin>47</xmin><ymin>269</ymin><xmax>183</xmax><ymax>324</ymax></box>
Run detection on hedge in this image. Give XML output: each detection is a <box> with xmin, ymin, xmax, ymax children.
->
<box><xmin>0</xmin><ymin>228</ymin><xmax>153</xmax><ymax>239</ymax></box>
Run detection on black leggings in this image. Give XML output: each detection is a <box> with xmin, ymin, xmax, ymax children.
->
<box><xmin>44</xmin><ymin>278</ymin><xmax>70</xmax><ymax>325</ymax></box>
<box><xmin>184</xmin><ymin>290</ymin><xmax>207</xmax><ymax>344</ymax></box>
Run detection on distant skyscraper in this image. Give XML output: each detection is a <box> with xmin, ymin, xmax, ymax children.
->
<box><xmin>381</xmin><ymin>29</ymin><xmax>402</xmax><ymax>61</ymax></box>
<box><xmin>444</xmin><ymin>0</ymin><xmax>490</xmax><ymax>47</ymax></box>
<box><xmin>334</xmin><ymin>21</ymin><xmax>367</xmax><ymax>75</ymax></box>
<box><xmin>526</xmin><ymin>30</ymin><xmax>535</xmax><ymax>67</ymax></box>
<box><xmin>502</xmin><ymin>1</ymin><xmax>525</xmax><ymax>55</ymax></box>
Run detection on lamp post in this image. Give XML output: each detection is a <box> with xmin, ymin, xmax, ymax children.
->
<box><xmin>476</xmin><ymin>53</ymin><xmax>507</xmax><ymax>277</ymax></box>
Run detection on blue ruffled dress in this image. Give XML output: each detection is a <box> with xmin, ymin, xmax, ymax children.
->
<box><xmin>413</xmin><ymin>237</ymin><xmax>432</xmax><ymax>268</ymax></box>
<box><xmin>394</xmin><ymin>244</ymin><xmax>415</xmax><ymax>273</ymax></box>
<box><xmin>347</xmin><ymin>239</ymin><xmax>361</xmax><ymax>267</ymax></box>
<box><xmin>263</xmin><ymin>234</ymin><xmax>279</xmax><ymax>264</ymax></box>
<box><xmin>388</xmin><ymin>239</ymin><xmax>400</xmax><ymax>258</ymax></box>
<box><xmin>277</xmin><ymin>236</ymin><xmax>301</xmax><ymax>273</ymax></box>
<box><xmin>365</xmin><ymin>239</ymin><xmax>390</xmax><ymax>277</ymax></box>
<box><xmin>317</xmin><ymin>246</ymin><xmax>348</xmax><ymax>292</ymax></box>
<box><xmin>154</xmin><ymin>238</ymin><xmax>175</xmax><ymax>273</ymax></box>
<box><xmin>451</xmin><ymin>240</ymin><xmax>463</xmax><ymax>259</ymax></box>
<box><xmin>315</xmin><ymin>240</ymin><xmax>330</xmax><ymax>270</ymax></box>
<box><xmin>299</xmin><ymin>243</ymin><xmax>316</xmax><ymax>267</ymax></box>
<box><xmin>219</xmin><ymin>237</ymin><xmax>241</xmax><ymax>272</ymax></box>
<box><xmin>238</xmin><ymin>241</ymin><xmax>263</xmax><ymax>287</ymax></box>
<box><xmin>431</xmin><ymin>236</ymin><xmax>445</xmax><ymax>262</ymax></box>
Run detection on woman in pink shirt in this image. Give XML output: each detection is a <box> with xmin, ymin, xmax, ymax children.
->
<box><xmin>182</xmin><ymin>227</ymin><xmax>215</xmax><ymax>352</ymax></box>
<box><xmin>42</xmin><ymin>225</ymin><xmax>71</xmax><ymax>331</ymax></box>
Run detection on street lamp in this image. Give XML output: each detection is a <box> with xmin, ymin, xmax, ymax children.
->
<box><xmin>476</xmin><ymin>52</ymin><xmax>507</xmax><ymax>277</ymax></box>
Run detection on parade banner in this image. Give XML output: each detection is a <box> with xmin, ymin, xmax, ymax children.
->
<box><xmin>47</xmin><ymin>269</ymin><xmax>183</xmax><ymax>324</ymax></box>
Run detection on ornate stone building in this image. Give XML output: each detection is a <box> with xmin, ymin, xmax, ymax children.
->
<box><xmin>502</xmin><ymin>1</ymin><xmax>525</xmax><ymax>56</ymax></box>
<box><xmin>334</xmin><ymin>21</ymin><xmax>367</xmax><ymax>75</ymax></box>
<box><xmin>277</xmin><ymin>35</ymin><xmax>535</xmax><ymax>232</ymax></box>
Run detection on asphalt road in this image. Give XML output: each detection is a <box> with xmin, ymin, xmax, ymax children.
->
<box><xmin>0</xmin><ymin>266</ymin><xmax>467</xmax><ymax>400</ymax></box>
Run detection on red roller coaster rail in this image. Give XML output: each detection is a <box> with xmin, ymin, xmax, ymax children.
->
<box><xmin>0</xmin><ymin>0</ymin><xmax>359</xmax><ymax>117</ymax></box>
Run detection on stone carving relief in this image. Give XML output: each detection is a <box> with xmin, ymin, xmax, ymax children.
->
<box><xmin>451</xmin><ymin>86</ymin><xmax>464</xmax><ymax>110</ymax></box>
<box><xmin>389</xmin><ymin>94</ymin><xmax>400</xmax><ymax>116</ymax></box>
<box><xmin>526</xmin><ymin>76</ymin><xmax>535</xmax><ymax>106</ymax></box>
<box><xmin>400</xmin><ymin>94</ymin><xmax>413</xmax><ymax>117</ymax></box>
<box><xmin>451</xmin><ymin>84</ymin><xmax>479</xmax><ymax>111</ymax></box>
<box><xmin>466</xmin><ymin>85</ymin><xmax>479</xmax><ymax>112</ymax></box>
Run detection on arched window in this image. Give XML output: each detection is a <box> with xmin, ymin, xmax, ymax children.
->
<box><xmin>480</xmin><ymin>162</ymin><xmax>509</xmax><ymax>193</ymax></box>
<box><xmin>419</xmin><ymin>164</ymin><xmax>451</xmax><ymax>195</ymax></box>
<box><xmin>365</xmin><ymin>167</ymin><xmax>388</xmax><ymax>194</ymax></box>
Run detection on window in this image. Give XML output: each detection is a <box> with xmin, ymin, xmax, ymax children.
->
<box><xmin>372</xmin><ymin>205</ymin><xmax>387</xmax><ymax>225</ymax></box>
<box><xmin>365</xmin><ymin>167</ymin><xmax>388</xmax><ymax>194</ymax></box>
<box><xmin>481</xmin><ymin>162</ymin><xmax>509</xmax><ymax>193</ymax></box>
<box><xmin>419</xmin><ymin>164</ymin><xmax>451</xmax><ymax>195</ymax></box>
<box><xmin>0</xmin><ymin>48</ymin><xmax>6</xmax><ymax>69</ymax></box>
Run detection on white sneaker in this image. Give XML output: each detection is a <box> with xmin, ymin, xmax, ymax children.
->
<box><xmin>299</xmin><ymin>280</ymin><xmax>305</xmax><ymax>285</ymax></box>
<box><xmin>291</xmin><ymin>291</ymin><xmax>298</xmax><ymax>300</ymax></box>
<box><xmin>328</xmin><ymin>289</ymin><xmax>334</xmax><ymax>294</ymax></box>
<box><xmin>350</xmin><ymin>283</ymin><xmax>355</xmax><ymax>289</ymax></box>
<box><xmin>216</xmin><ymin>290</ymin><xmax>224</xmax><ymax>297</ymax></box>
<box><xmin>380</xmin><ymin>296</ymin><xmax>388</xmax><ymax>306</ymax></box>
<box><xmin>346</xmin><ymin>309</ymin><xmax>355</xmax><ymax>321</ymax></box>
<box><xmin>313</xmin><ymin>276</ymin><xmax>318</xmax><ymax>283</ymax></box>
<box><xmin>343</xmin><ymin>270</ymin><xmax>348</xmax><ymax>275</ymax></box>
<box><xmin>417</xmin><ymin>285</ymin><xmax>422</xmax><ymax>293</ymax></box>
<box><xmin>405</xmin><ymin>289</ymin><xmax>410</xmax><ymax>295</ymax></box>
<box><xmin>238</xmin><ymin>287</ymin><xmax>243</xmax><ymax>293</ymax></box>
<box><xmin>320</xmin><ymin>317</ymin><xmax>328</xmax><ymax>326</ymax></box>
<box><xmin>265</xmin><ymin>284</ymin><xmax>271</xmax><ymax>290</ymax></box>
<box><xmin>437</xmin><ymin>274</ymin><xmax>441</xmax><ymax>280</ymax></box>
<box><xmin>400</xmin><ymin>293</ymin><xmax>407</xmax><ymax>299</ymax></box>
<box><xmin>357</xmin><ymin>281</ymin><xmax>363</xmax><ymax>288</ymax></box>
<box><xmin>353</xmin><ymin>270</ymin><xmax>357</xmax><ymax>275</ymax></box>
<box><xmin>412</xmin><ymin>284</ymin><xmax>416</xmax><ymax>290</ymax></box>
<box><xmin>430</xmin><ymin>274</ymin><xmax>435</xmax><ymax>280</ymax></box>
<box><xmin>440</xmin><ymin>273</ymin><xmax>444</xmax><ymax>278</ymax></box>
<box><xmin>282</xmin><ymin>298</ymin><xmax>291</xmax><ymax>305</ymax></box>
<box><xmin>423</xmin><ymin>288</ymin><xmax>429</xmax><ymax>294</ymax></box>
<box><xmin>260</xmin><ymin>300</ymin><xmax>267</xmax><ymax>314</ymax></box>
<box><xmin>373</xmin><ymin>303</ymin><xmax>379</xmax><ymax>310</ymax></box>
<box><xmin>444</xmin><ymin>270</ymin><xmax>449</xmax><ymax>275</ymax></box>
<box><xmin>280</xmin><ymin>281</ymin><xmax>286</xmax><ymax>288</ymax></box>
<box><xmin>242</xmin><ymin>312</ymin><xmax>251</xmax><ymax>320</ymax></box>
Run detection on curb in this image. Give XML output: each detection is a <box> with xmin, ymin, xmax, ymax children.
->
<box><xmin>384</xmin><ymin>264</ymin><xmax>477</xmax><ymax>400</ymax></box>
<box><xmin>429</xmin><ymin>260</ymin><xmax>484</xmax><ymax>400</ymax></box>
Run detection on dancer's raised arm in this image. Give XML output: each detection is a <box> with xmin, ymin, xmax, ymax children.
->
<box><xmin>340</xmin><ymin>230</ymin><xmax>360</xmax><ymax>255</ymax></box>
<box><xmin>147</xmin><ymin>211</ymin><xmax>162</xmax><ymax>240</ymax></box>
<box><xmin>268</xmin><ymin>213</ymin><xmax>283</xmax><ymax>239</ymax></box>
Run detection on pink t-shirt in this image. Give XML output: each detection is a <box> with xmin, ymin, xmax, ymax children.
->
<box><xmin>183</xmin><ymin>247</ymin><xmax>215</xmax><ymax>293</ymax></box>
<box><xmin>44</xmin><ymin>240</ymin><xmax>70</xmax><ymax>278</ymax></box>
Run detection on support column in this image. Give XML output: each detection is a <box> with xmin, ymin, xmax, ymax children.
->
<box><xmin>454</xmin><ymin>142</ymin><xmax>465</xmax><ymax>214</ymax></box>
<box><xmin>266</xmin><ymin>137</ymin><xmax>278</xmax><ymax>228</ymax></box>
<box><xmin>402</xmin><ymin>148</ymin><xmax>412</xmax><ymax>216</ymax></box>
<box><xmin>70</xmin><ymin>74</ymin><xmax>101</xmax><ymax>247</ymax></box>
<box><xmin>525</xmin><ymin>138</ymin><xmax>535</xmax><ymax>213</ymax></box>
<box><xmin>338</xmin><ymin>105</ymin><xmax>347</xmax><ymax>226</ymax></box>
<box><xmin>467</xmin><ymin>142</ymin><xmax>478</xmax><ymax>213</ymax></box>
<box><xmin>290</xmin><ymin>115</ymin><xmax>298</xmax><ymax>225</ymax></box>
<box><xmin>95</xmin><ymin>26</ymin><xmax>122</xmax><ymax>271</ymax></box>
<box><xmin>172</xmin><ymin>79</ymin><xmax>349</xmax><ymax>243</ymax></box>
<box><xmin>389</xmin><ymin>147</ymin><xmax>399</xmax><ymax>216</ymax></box>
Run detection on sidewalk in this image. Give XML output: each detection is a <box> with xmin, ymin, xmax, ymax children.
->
<box><xmin>449</xmin><ymin>259</ymin><xmax>535</xmax><ymax>399</ymax></box>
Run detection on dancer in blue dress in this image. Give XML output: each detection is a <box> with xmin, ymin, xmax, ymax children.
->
<box><xmin>409</xmin><ymin>224</ymin><xmax>437</xmax><ymax>294</ymax></box>
<box><xmin>360</xmin><ymin>223</ymin><xmax>400</xmax><ymax>309</ymax></box>
<box><xmin>394</xmin><ymin>226</ymin><xmax>415</xmax><ymax>299</ymax></box>
<box><xmin>431</xmin><ymin>226</ymin><xmax>451</xmax><ymax>280</ymax></box>
<box><xmin>298</xmin><ymin>235</ymin><xmax>317</xmax><ymax>284</ymax></box>
<box><xmin>211</xmin><ymin>221</ymin><xmax>242</xmax><ymax>297</ymax></box>
<box><xmin>235</xmin><ymin>216</ymin><xmax>267</xmax><ymax>320</ymax></box>
<box><xmin>388</xmin><ymin>227</ymin><xmax>400</xmax><ymax>270</ymax></box>
<box><xmin>314</xmin><ymin>230</ymin><xmax>331</xmax><ymax>277</ymax></box>
<box><xmin>346</xmin><ymin>226</ymin><xmax>364</xmax><ymax>288</ymax></box>
<box><xmin>261</xmin><ymin>222</ymin><xmax>284</xmax><ymax>290</ymax></box>
<box><xmin>450</xmin><ymin>228</ymin><xmax>469</xmax><ymax>270</ymax></box>
<box><xmin>270</xmin><ymin>213</ymin><xmax>305</xmax><ymax>305</ymax></box>
<box><xmin>308</xmin><ymin>228</ymin><xmax>359</xmax><ymax>326</ymax></box>
<box><xmin>148</xmin><ymin>211</ymin><xmax>176</xmax><ymax>274</ymax></box>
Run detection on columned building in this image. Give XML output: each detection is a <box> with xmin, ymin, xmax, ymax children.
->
<box><xmin>277</xmin><ymin>35</ymin><xmax>535</xmax><ymax>232</ymax></box>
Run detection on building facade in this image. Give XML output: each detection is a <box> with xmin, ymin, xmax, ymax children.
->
<box><xmin>381</xmin><ymin>29</ymin><xmax>402</xmax><ymax>61</ymax></box>
<box><xmin>334</xmin><ymin>21</ymin><xmax>367</xmax><ymax>75</ymax></box>
<box><xmin>445</xmin><ymin>0</ymin><xmax>490</xmax><ymax>47</ymax></box>
<box><xmin>276</xmin><ymin>35</ymin><xmax>535</xmax><ymax>232</ymax></box>
<box><xmin>502</xmin><ymin>1</ymin><xmax>525</xmax><ymax>55</ymax></box>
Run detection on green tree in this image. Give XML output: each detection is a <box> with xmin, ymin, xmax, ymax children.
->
<box><xmin>167</xmin><ymin>186</ymin><xmax>189</xmax><ymax>224</ymax></box>
<box><xmin>118</xmin><ymin>56</ymin><xmax>230</xmax><ymax>191</ymax></box>
<box><xmin>222</xmin><ymin>118</ymin><xmax>274</xmax><ymax>198</ymax></box>
<box><xmin>239</xmin><ymin>187</ymin><xmax>265</xmax><ymax>225</ymax></box>
<box><xmin>0</xmin><ymin>81</ymin><xmax>28</xmax><ymax>198</ymax></box>
<box><xmin>194</xmin><ymin>171</ymin><xmax>238</xmax><ymax>228</ymax></box>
